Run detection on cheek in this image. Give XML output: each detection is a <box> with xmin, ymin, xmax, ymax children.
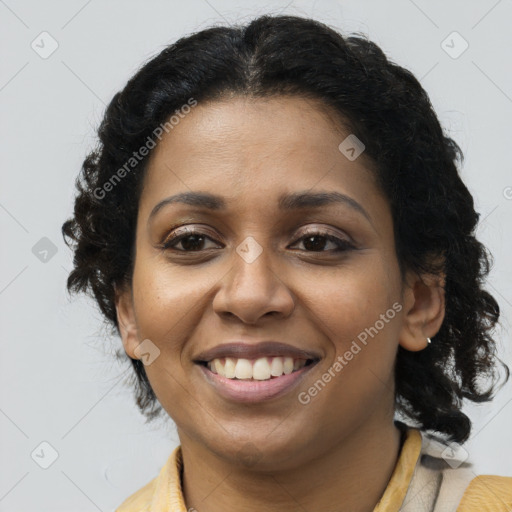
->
<box><xmin>129</xmin><ymin>261</ymin><xmax>212</xmax><ymax>417</ymax></box>
<box><xmin>298</xmin><ymin>259</ymin><xmax>403</xmax><ymax>416</ymax></box>
<box><xmin>131</xmin><ymin>256</ymin><xmax>227</xmax><ymax>357</ymax></box>
<box><xmin>302</xmin><ymin>255</ymin><xmax>401</xmax><ymax>348</ymax></box>
<box><xmin>294</xmin><ymin>261</ymin><xmax>401</xmax><ymax>422</ymax></box>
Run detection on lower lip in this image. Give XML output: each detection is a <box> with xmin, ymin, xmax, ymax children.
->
<box><xmin>198</xmin><ymin>362</ymin><xmax>318</xmax><ymax>403</ymax></box>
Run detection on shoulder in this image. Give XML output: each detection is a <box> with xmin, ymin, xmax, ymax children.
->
<box><xmin>399</xmin><ymin>427</ymin><xmax>512</xmax><ymax>512</ymax></box>
<box><xmin>114</xmin><ymin>445</ymin><xmax>184</xmax><ymax>512</ymax></box>
<box><xmin>457</xmin><ymin>475</ymin><xmax>512</xmax><ymax>511</ymax></box>
<box><xmin>418</xmin><ymin>432</ymin><xmax>512</xmax><ymax>510</ymax></box>
<box><xmin>115</xmin><ymin>476</ymin><xmax>158</xmax><ymax>512</ymax></box>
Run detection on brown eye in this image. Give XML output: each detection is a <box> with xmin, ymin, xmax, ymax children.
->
<box><xmin>290</xmin><ymin>231</ymin><xmax>355</xmax><ymax>253</ymax></box>
<box><xmin>161</xmin><ymin>228</ymin><xmax>355</xmax><ymax>254</ymax></box>
<box><xmin>162</xmin><ymin>229</ymin><xmax>221</xmax><ymax>252</ymax></box>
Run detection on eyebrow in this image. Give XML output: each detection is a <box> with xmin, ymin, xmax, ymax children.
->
<box><xmin>149</xmin><ymin>190</ymin><xmax>373</xmax><ymax>224</ymax></box>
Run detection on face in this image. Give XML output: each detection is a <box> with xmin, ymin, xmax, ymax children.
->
<box><xmin>116</xmin><ymin>95</ymin><xmax>442</xmax><ymax>471</ymax></box>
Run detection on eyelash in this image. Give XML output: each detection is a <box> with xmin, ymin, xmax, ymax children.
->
<box><xmin>161</xmin><ymin>228</ymin><xmax>355</xmax><ymax>253</ymax></box>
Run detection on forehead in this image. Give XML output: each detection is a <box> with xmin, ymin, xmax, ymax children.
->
<box><xmin>141</xmin><ymin>95</ymin><xmax>384</xmax><ymax>217</ymax></box>
<box><xmin>149</xmin><ymin>96</ymin><xmax>350</xmax><ymax>164</ymax></box>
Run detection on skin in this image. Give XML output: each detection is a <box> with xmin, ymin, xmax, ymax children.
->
<box><xmin>116</xmin><ymin>95</ymin><xmax>445</xmax><ymax>512</ymax></box>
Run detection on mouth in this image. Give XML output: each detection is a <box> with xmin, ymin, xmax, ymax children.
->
<box><xmin>200</xmin><ymin>356</ymin><xmax>317</xmax><ymax>380</ymax></box>
<box><xmin>194</xmin><ymin>341</ymin><xmax>321</xmax><ymax>402</ymax></box>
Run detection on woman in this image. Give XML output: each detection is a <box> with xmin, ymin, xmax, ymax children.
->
<box><xmin>62</xmin><ymin>14</ymin><xmax>512</xmax><ymax>511</ymax></box>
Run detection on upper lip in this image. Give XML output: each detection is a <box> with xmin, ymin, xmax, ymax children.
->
<box><xmin>194</xmin><ymin>341</ymin><xmax>322</xmax><ymax>363</ymax></box>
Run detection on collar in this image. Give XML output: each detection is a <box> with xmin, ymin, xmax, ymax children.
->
<box><xmin>118</xmin><ymin>426</ymin><xmax>423</xmax><ymax>511</ymax></box>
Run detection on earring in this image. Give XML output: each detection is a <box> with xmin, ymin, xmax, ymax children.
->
<box><xmin>427</xmin><ymin>337</ymin><xmax>432</xmax><ymax>344</ymax></box>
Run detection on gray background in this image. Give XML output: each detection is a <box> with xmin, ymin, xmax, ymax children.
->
<box><xmin>1</xmin><ymin>0</ymin><xmax>511</xmax><ymax>510</ymax></box>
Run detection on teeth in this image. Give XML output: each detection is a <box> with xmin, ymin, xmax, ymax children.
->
<box><xmin>270</xmin><ymin>357</ymin><xmax>283</xmax><ymax>377</ymax></box>
<box><xmin>253</xmin><ymin>358</ymin><xmax>271</xmax><ymax>380</ymax></box>
<box><xmin>207</xmin><ymin>356</ymin><xmax>308</xmax><ymax>380</ymax></box>
<box><xmin>234</xmin><ymin>358</ymin><xmax>253</xmax><ymax>379</ymax></box>
<box><xmin>283</xmin><ymin>357</ymin><xmax>294</xmax><ymax>374</ymax></box>
<box><xmin>224</xmin><ymin>357</ymin><xmax>236</xmax><ymax>378</ymax></box>
<box><xmin>214</xmin><ymin>359</ymin><xmax>226</xmax><ymax>377</ymax></box>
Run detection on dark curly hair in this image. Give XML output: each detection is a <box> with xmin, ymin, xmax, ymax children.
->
<box><xmin>62</xmin><ymin>14</ymin><xmax>509</xmax><ymax>444</ymax></box>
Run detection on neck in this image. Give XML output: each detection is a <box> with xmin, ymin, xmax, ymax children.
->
<box><xmin>180</xmin><ymin>419</ymin><xmax>404</xmax><ymax>512</ymax></box>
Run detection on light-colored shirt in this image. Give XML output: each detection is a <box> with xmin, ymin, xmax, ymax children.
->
<box><xmin>116</xmin><ymin>427</ymin><xmax>512</xmax><ymax>511</ymax></box>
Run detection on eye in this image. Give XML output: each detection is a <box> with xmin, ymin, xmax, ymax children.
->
<box><xmin>161</xmin><ymin>227</ymin><xmax>355</xmax><ymax>254</ymax></box>
<box><xmin>289</xmin><ymin>230</ymin><xmax>355</xmax><ymax>253</ymax></box>
<box><xmin>162</xmin><ymin>228</ymin><xmax>222</xmax><ymax>252</ymax></box>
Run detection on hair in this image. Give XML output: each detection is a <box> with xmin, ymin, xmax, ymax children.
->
<box><xmin>62</xmin><ymin>14</ymin><xmax>509</xmax><ymax>444</ymax></box>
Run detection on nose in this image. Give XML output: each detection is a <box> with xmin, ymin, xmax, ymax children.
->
<box><xmin>212</xmin><ymin>243</ymin><xmax>295</xmax><ymax>324</ymax></box>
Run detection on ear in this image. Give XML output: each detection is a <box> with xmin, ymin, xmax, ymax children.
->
<box><xmin>398</xmin><ymin>266</ymin><xmax>446</xmax><ymax>352</ymax></box>
<box><xmin>114</xmin><ymin>282</ymin><xmax>139</xmax><ymax>360</ymax></box>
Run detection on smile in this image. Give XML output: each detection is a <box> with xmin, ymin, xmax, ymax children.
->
<box><xmin>197</xmin><ymin>358</ymin><xmax>319</xmax><ymax>402</ymax></box>
<box><xmin>205</xmin><ymin>356</ymin><xmax>313</xmax><ymax>380</ymax></box>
